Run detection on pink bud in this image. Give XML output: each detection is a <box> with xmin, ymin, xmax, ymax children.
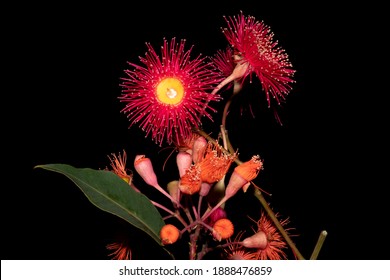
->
<box><xmin>192</xmin><ymin>136</ymin><xmax>207</xmax><ymax>164</ymax></box>
<box><xmin>176</xmin><ymin>151</ymin><xmax>193</xmax><ymax>178</ymax></box>
<box><xmin>134</xmin><ymin>155</ymin><xmax>159</xmax><ymax>187</ymax></box>
<box><xmin>225</xmin><ymin>171</ymin><xmax>247</xmax><ymax>198</ymax></box>
<box><xmin>242</xmin><ymin>231</ymin><xmax>268</xmax><ymax>250</ymax></box>
<box><xmin>205</xmin><ymin>206</ymin><xmax>226</xmax><ymax>227</ymax></box>
<box><xmin>199</xmin><ymin>182</ymin><xmax>212</xmax><ymax>197</ymax></box>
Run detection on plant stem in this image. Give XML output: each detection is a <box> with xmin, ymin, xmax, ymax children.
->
<box><xmin>310</xmin><ymin>230</ymin><xmax>328</xmax><ymax>260</ymax></box>
<box><xmin>189</xmin><ymin>226</ymin><xmax>201</xmax><ymax>260</ymax></box>
<box><xmin>154</xmin><ymin>183</ymin><xmax>185</xmax><ymax>210</ymax></box>
<box><xmin>221</xmin><ymin>94</ymin><xmax>234</xmax><ymax>129</ymax></box>
<box><xmin>150</xmin><ymin>200</ymin><xmax>189</xmax><ymax>229</ymax></box>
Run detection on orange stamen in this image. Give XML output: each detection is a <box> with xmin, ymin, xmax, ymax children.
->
<box><xmin>234</xmin><ymin>155</ymin><xmax>263</xmax><ymax>181</ymax></box>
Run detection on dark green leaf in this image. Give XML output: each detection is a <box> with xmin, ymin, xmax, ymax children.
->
<box><xmin>35</xmin><ymin>164</ymin><xmax>165</xmax><ymax>245</ymax></box>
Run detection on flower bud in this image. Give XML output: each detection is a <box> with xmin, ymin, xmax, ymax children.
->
<box><xmin>199</xmin><ymin>182</ymin><xmax>212</xmax><ymax>197</ymax></box>
<box><xmin>176</xmin><ymin>151</ymin><xmax>193</xmax><ymax>177</ymax></box>
<box><xmin>134</xmin><ymin>155</ymin><xmax>159</xmax><ymax>187</ymax></box>
<box><xmin>192</xmin><ymin>136</ymin><xmax>207</xmax><ymax>164</ymax></box>
<box><xmin>212</xmin><ymin>218</ymin><xmax>234</xmax><ymax>241</ymax></box>
<box><xmin>160</xmin><ymin>224</ymin><xmax>180</xmax><ymax>245</ymax></box>
<box><xmin>241</xmin><ymin>231</ymin><xmax>268</xmax><ymax>250</ymax></box>
<box><xmin>205</xmin><ymin>206</ymin><xmax>226</xmax><ymax>227</ymax></box>
<box><xmin>224</xmin><ymin>172</ymin><xmax>248</xmax><ymax>198</ymax></box>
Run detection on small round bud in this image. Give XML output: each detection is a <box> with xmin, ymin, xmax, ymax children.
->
<box><xmin>212</xmin><ymin>218</ymin><xmax>234</xmax><ymax>241</ymax></box>
<box><xmin>160</xmin><ymin>224</ymin><xmax>180</xmax><ymax>245</ymax></box>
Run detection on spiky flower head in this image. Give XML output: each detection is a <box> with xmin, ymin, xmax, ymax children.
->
<box><xmin>249</xmin><ymin>212</ymin><xmax>290</xmax><ymax>260</ymax></box>
<box><xmin>119</xmin><ymin>38</ymin><xmax>223</xmax><ymax>146</ymax></box>
<box><xmin>219</xmin><ymin>11</ymin><xmax>296</xmax><ymax>108</ymax></box>
<box><xmin>211</xmin><ymin>47</ymin><xmax>236</xmax><ymax>85</ymax></box>
<box><xmin>198</xmin><ymin>141</ymin><xmax>237</xmax><ymax>184</ymax></box>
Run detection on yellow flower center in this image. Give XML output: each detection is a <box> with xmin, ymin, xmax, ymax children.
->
<box><xmin>156</xmin><ymin>78</ymin><xmax>184</xmax><ymax>105</ymax></box>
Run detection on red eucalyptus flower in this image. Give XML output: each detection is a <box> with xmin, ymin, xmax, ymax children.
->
<box><xmin>119</xmin><ymin>38</ymin><xmax>223</xmax><ymax>146</ymax></box>
<box><xmin>213</xmin><ymin>11</ymin><xmax>296</xmax><ymax>109</ymax></box>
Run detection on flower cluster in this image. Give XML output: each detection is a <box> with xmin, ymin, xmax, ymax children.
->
<box><xmin>105</xmin><ymin>10</ymin><xmax>298</xmax><ymax>260</ymax></box>
<box><xmin>37</xmin><ymin>10</ymin><xmax>325</xmax><ymax>261</ymax></box>
<box><xmin>106</xmin><ymin>135</ymin><xmax>291</xmax><ymax>260</ymax></box>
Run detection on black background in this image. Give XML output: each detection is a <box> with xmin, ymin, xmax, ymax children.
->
<box><xmin>3</xmin><ymin>1</ymin><xmax>386</xmax><ymax>260</ymax></box>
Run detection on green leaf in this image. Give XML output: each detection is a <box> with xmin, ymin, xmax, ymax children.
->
<box><xmin>35</xmin><ymin>163</ymin><xmax>165</xmax><ymax>245</ymax></box>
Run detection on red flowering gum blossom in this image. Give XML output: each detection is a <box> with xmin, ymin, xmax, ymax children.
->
<box><xmin>220</xmin><ymin>11</ymin><xmax>296</xmax><ymax>107</ymax></box>
<box><xmin>119</xmin><ymin>38</ymin><xmax>223</xmax><ymax>146</ymax></box>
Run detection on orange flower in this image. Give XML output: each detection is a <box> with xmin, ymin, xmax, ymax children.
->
<box><xmin>247</xmin><ymin>212</ymin><xmax>290</xmax><ymax>260</ymax></box>
<box><xmin>198</xmin><ymin>142</ymin><xmax>237</xmax><ymax>184</ymax></box>
<box><xmin>212</xmin><ymin>218</ymin><xmax>234</xmax><ymax>241</ymax></box>
<box><xmin>234</xmin><ymin>155</ymin><xmax>263</xmax><ymax>182</ymax></box>
<box><xmin>106</xmin><ymin>239</ymin><xmax>132</xmax><ymax>260</ymax></box>
<box><xmin>225</xmin><ymin>155</ymin><xmax>263</xmax><ymax>197</ymax></box>
<box><xmin>106</xmin><ymin>150</ymin><xmax>132</xmax><ymax>184</ymax></box>
<box><xmin>160</xmin><ymin>224</ymin><xmax>180</xmax><ymax>245</ymax></box>
<box><xmin>178</xmin><ymin>164</ymin><xmax>202</xmax><ymax>195</ymax></box>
